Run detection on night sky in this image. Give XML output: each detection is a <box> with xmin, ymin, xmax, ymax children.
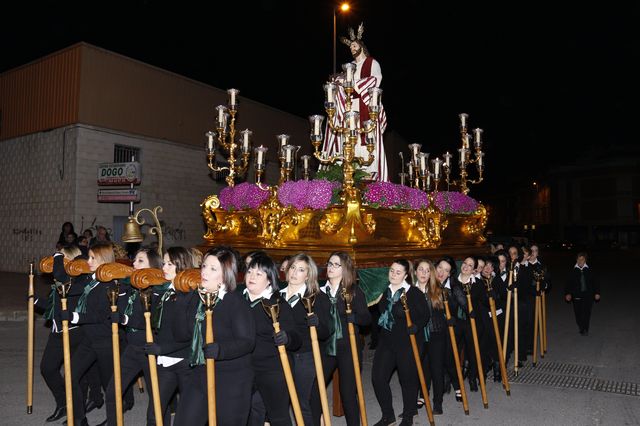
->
<box><xmin>2</xmin><ymin>1</ymin><xmax>638</xmax><ymax>193</ymax></box>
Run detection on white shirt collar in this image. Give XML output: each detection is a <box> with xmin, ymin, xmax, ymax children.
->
<box><xmin>217</xmin><ymin>284</ymin><xmax>228</xmax><ymax>300</ymax></box>
<box><xmin>575</xmin><ymin>263</ymin><xmax>589</xmax><ymax>270</ymax></box>
<box><xmin>322</xmin><ymin>282</ymin><xmax>340</xmax><ymax>298</ymax></box>
<box><xmin>281</xmin><ymin>284</ymin><xmax>307</xmax><ymax>307</ymax></box>
<box><xmin>457</xmin><ymin>274</ymin><xmax>476</xmax><ymax>285</ymax></box>
<box><xmin>243</xmin><ymin>286</ymin><xmax>272</xmax><ymax>302</ymax></box>
<box><xmin>388</xmin><ymin>280</ymin><xmax>410</xmax><ymax>296</ymax></box>
<box><xmin>529</xmin><ymin>259</ymin><xmax>539</xmax><ymax>265</ymax></box>
<box><xmin>443</xmin><ymin>277</ymin><xmax>451</xmax><ymax>289</ymax></box>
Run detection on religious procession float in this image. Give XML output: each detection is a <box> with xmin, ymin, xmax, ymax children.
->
<box><xmin>198</xmin><ymin>29</ymin><xmax>488</xmax><ymax>303</ymax></box>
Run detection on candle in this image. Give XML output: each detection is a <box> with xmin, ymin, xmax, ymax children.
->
<box><xmin>277</xmin><ymin>134</ymin><xmax>290</xmax><ymax>148</ymax></box>
<box><xmin>346</xmin><ymin>112</ymin><xmax>358</xmax><ymax>130</ymax></box>
<box><xmin>344</xmin><ymin>63</ymin><xmax>354</xmax><ymax>84</ymax></box>
<box><xmin>241</xmin><ymin>129</ymin><xmax>251</xmax><ymax>152</ymax></box>
<box><xmin>309</xmin><ymin>115</ymin><xmax>324</xmax><ymax>136</ymax></box>
<box><xmin>285</xmin><ymin>146</ymin><xmax>292</xmax><ymax>162</ymax></box>
<box><xmin>256</xmin><ymin>146</ymin><xmax>265</xmax><ymax>165</ymax></box>
<box><xmin>427</xmin><ymin>173</ymin><xmax>432</xmax><ymax>189</ymax></box>
<box><xmin>324</xmin><ymin>83</ymin><xmax>336</xmax><ymax>103</ymax></box>
<box><xmin>227</xmin><ymin>88</ymin><xmax>239</xmax><ymax>107</ymax></box>
<box><xmin>459</xmin><ymin>113</ymin><xmax>468</xmax><ymax>129</ymax></box>
<box><xmin>302</xmin><ymin>155</ymin><xmax>310</xmax><ymax>169</ymax></box>
<box><xmin>477</xmin><ymin>151</ymin><xmax>484</xmax><ymax>168</ymax></box>
<box><xmin>474</xmin><ymin>128</ymin><xmax>483</xmax><ymax>148</ymax></box>
<box><xmin>206</xmin><ymin>131</ymin><xmax>215</xmax><ymax>152</ymax></box>
<box><xmin>408</xmin><ymin>162</ymin><xmax>414</xmax><ymax>179</ymax></box>
<box><xmin>433</xmin><ymin>158</ymin><xmax>441</xmax><ymax>178</ymax></box>
<box><xmin>216</xmin><ymin>105</ymin><xmax>226</xmax><ymax>125</ymax></box>
<box><xmin>444</xmin><ymin>151</ymin><xmax>452</xmax><ymax>169</ymax></box>
<box><xmin>419</xmin><ymin>153</ymin><xmax>427</xmax><ymax>171</ymax></box>
<box><xmin>458</xmin><ymin>148</ymin><xmax>467</xmax><ymax>167</ymax></box>
<box><xmin>369</xmin><ymin>87</ymin><xmax>381</xmax><ymax>106</ymax></box>
<box><xmin>463</xmin><ymin>133</ymin><xmax>470</xmax><ymax>149</ymax></box>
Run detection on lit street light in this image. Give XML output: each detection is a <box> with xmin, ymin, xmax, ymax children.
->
<box><xmin>333</xmin><ymin>2</ymin><xmax>350</xmax><ymax>75</ymax></box>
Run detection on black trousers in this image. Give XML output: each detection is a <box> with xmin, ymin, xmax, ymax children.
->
<box><xmin>518</xmin><ymin>300</ymin><xmax>534</xmax><ymax>360</ymax></box>
<box><xmin>421</xmin><ymin>332</ymin><xmax>446</xmax><ymax>407</ymax></box>
<box><xmin>70</xmin><ymin>338</ymin><xmax>116</xmax><ymax>421</ymax></box>
<box><xmin>572</xmin><ymin>297</ymin><xmax>594</xmax><ymax>332</ymax></box>
<box><xmin>311</xmin><ymin>339</ymin><xmax>363</xmax><ymax>426</ymax></box>
<box><xmin>372</xmin><ymin>342</ymin><xmax>418</xmax><ymax>419</ymax></box>
<box><xmin>455</xmin><ymin>320</ymin><xmax>479</xmax><ymax>382</ymax></box>
<box><xmin>249</xmin><ymin>368</ymin><xmax>291</xmax><ymax>426</ymax></box>
<box><xmin>292</xmin><ymin>351</ymin><xmax>316</xmax><ymax>426</ymax></box>
<box><xmin>40</xmin><ymin>328</ymin><xmax>98</xmax><ymax>407</ymax></box>
<box><xmin>106</xmin><ymin>344</ymin><xmax>154</xmax><ymax>426</ymax></box>
<box><xmin>157</xmin><ymin>359</ymin><xmax>205</xmax><ymax>425</ymax></box>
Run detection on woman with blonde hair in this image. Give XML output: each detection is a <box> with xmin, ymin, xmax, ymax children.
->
<box><xmin>282</xmin><ymin>252</ymin><xmax>332</xmax><ymax>426</ymax></box>
<box><xmin>58</xmin><ymin>242</ymin><xmax>117</xmax><ymax>425</ymax></box>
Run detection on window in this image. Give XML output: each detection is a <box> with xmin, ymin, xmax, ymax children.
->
<box><xmin>114</xmin><ymin>144</ymin><xmax>141</xmax><ymax>163</ymax></box>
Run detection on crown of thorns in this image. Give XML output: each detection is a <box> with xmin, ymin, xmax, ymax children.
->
<box><xmin>340</xmin><ymin>22</ymin><xmax>365</xmax><ymax>47</ymax></box>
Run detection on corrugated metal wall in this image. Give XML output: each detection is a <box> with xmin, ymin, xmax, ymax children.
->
<box><xmin>1</xmin><ymin>42</ymin><xmax>309</xmax><ymax>160</ymax></box>
<box><xmin>0</xmin><ymin>45</ymin><xmax>82</xmax><ymax>140</ymax></box>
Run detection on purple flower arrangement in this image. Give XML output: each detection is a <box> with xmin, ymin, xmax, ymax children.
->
<box><xmin>218</xmin><ymin>181</ymin><xmax>478</xmax><ymax>214</ymax></box>
<box><xmin>278</xmin><ymin>179</ymin><xmax>340</xmax><ymax>210</ymax></box>
<box><xmin>362</xmin><ymin>182</ymin><xmax>429</xmax><ymax>209</ymax></box>
<box><xmin>218</xmin><ymin>182</ymin><xmax>270</xmax><ymax>211</ymax></box>
<box><xmin>362</xmin><ymin>182</ymin><xmax>478</xmax><ymax>214</ymax></box>
<box><xmin>433</xmin><ymin>191</ymin><xmax>479</xmax><ymax>214</ymax></box>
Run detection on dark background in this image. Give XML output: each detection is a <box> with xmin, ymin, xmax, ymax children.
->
<box><xmin>2</xmin><ymin>1</ymin><xmax>638</xmax><ymax>194</ymax></box>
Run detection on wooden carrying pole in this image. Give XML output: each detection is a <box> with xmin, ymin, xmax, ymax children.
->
<box><xmin>131</xmin><ymin>268</ymin><xmax>168</xmax><ymax>426</ymax></box>
<box><xmin>61</xmin><ymin>294</ymin><xmax>74</xmax><ymax>426</ymax></box>
<box><xmin>302</xmin><ymin>296</ymin><xmax>331</xmax><ymax>426</ymax></box>
<box><xmin>27</xmin><ymin>262</ymin><xmax>35</xmax><ymax>414</ymax></box>
<box><xmin>513</xmin><ymin>267</ymin><xmax>520</xmax><ymax>376</ymax></box>
<box><xmin>400</xmin><ymin>294</ymin><xmax>435</xmax><ymax>426</ymax></box>
<box><xmin>342</xmin><ymin>289</ymin><xmax>368</xmax><ymax>426</ymax></box>
<box><xmin>541</xmin><ymin>290</ymin><xmax>548</xmax><ymax>354</ymax></box>
<box><xmin>262</xmin><ymin>301</ymin><xmax>304</xmax><ymax>426</ymax></box>
<box><xmin>501</xmin><ymin>263</ymin><xmax>514</xmax><ymax>363</ymax></box>
<box><xmin>108</xmin><ymin>285</ymin><xmax>124</xmax><ymax>426</ymax></box>
<box><xmin>201</xmin><ymin>291</ymin><xmax>218</xmax><ymax>426</ymax></box>
<box><xmin>443</xmin><ymin>294</ymin><xmax>469</xmax><ymax>415</ymax></box>
<box><xmin>463</xmin><ymin>283</ymin><xmax>489</xmax><ymax>409</ymax></box>
<box><xmin>532</xmin><ymin>280</ymin><xmax>541</xmax><ymax>366</ymax></box>
<box><xmin>142</xmin><ymin>298</ymin><xmax>163</xmax><ymax>426</ymax></box>
<box><xmin>485</xmin><ymin>279</ymin><xmax>510</xmax><ymax>396</ymax></box>
<box><xmin>97</xmin><ymin>263</ymin><xmax>140</xmax><ymax>426</ymax></box>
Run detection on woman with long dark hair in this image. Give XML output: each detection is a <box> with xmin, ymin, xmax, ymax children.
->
<box><xmin>311</xmin><ymin>251</ymin><xmax>371</xmax><ymax>426</ymax></box>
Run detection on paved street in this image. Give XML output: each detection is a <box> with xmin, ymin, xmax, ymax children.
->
<box><xmin>1</xmin><ymin>249</ymin><xmax>639</xmax><ymax>425</ymax></box>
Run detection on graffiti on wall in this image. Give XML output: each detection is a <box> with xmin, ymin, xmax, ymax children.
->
<box><xmin>80</xmin><ymin>216</ymin><xmax>113</xmax><ymax>238</ymax></box>
<box><xmin>13</xmin><ymin>228</ymin><xmax>43</xmax><ymax>242</ymax></box>
<box><xmin>161</xmin><ymin>220</ymin><xmax>186</xmax><ymax>242</ymax></box>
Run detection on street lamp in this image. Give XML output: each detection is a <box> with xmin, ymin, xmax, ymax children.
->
<box><xmin>333</xmin><ymin>2</ymin><xmax>350</xmax><ymax>75</ymax></box>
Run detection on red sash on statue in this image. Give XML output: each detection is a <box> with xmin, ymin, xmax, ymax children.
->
<box><xmin>358</xmin><ymin>56</ymin><xmax>373</xmax><ymax>125</ymax></box>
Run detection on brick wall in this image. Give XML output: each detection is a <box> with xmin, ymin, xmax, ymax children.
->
<box><xmin>0</xmin><ymin>124</ymin><xmax>222</xmax><ymax>272</ymax></box>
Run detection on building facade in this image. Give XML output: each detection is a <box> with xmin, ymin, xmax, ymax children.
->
<box><xmin>0</xmin><ymin>43</ymin><xmax>309</xmax><ymax>272</ymax></box>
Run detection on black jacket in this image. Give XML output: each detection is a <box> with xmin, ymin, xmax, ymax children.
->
<box><xmin>565</xmin><ymin>266</ymin><xmax>599</xmax><ymax>298</ymax></box>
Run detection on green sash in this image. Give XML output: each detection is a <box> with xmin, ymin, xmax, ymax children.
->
<box><xmin>378</xmin><ymin>287</ymin><xmax>404</xmax><ymax>331</ymax></box>
<box><xmin>75</xmin><ymin>279</ymin><xmax>99</xmax><ymax>314</ymax></box>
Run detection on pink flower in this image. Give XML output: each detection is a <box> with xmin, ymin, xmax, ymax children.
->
<box><xmin>278</xmin><ymin>180</ymin><xmax>339</xmax><ymax>210</ymax></box>
<box><xmin>219</xmin><ymin>182</ymin><xmax>270</xmax><ymax>211</ymax></box>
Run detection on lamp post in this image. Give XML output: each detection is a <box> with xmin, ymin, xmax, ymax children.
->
<box><xmin>333</xmin><ymin>2</ymin><xmax>350</xmax><ymax>75</ymax></box>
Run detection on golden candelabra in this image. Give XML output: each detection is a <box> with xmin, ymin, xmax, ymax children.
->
<box><xmin>206</xmin><ymin>88</ymin><xmax>252</xmax><ymax>187</ymax></box>
<box><xmin>311</xmin><ymin>62</ymin><xmax>382</xmax><ymax>198</ymax></box>
<box><xmin>443</xmin><ymin>113</ymin><xmax>485</xmax><ymax>195</ymax></box>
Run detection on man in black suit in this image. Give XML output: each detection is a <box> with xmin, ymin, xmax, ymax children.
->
<box><xmin>564</xmin><ymin>252</ymin><xmax>600</xmax><ymax>336</ymax></box>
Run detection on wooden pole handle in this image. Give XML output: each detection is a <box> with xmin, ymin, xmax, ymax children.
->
<box><xmin>466</xmin><ymin>295</ymin><xmax>489</xmax><ymax>409</ymax></box>
<box><xmin>444</xmin><ymin>300</ymin><xmax>469</xmax><ymax>415</ymax></box>
<box><xmin>205</xmin><ymin>311</ymin><xmax>217</xmax><ymax>426</ymax></box>
<box><xmin>488</xmin><ymin>297</ymin><xmax>510</xmax><ymax>395</ymax></box>
<box><xmin>111</xmin><ymin>305</ymin><xmax>124</xmax><ymax>426</ymax></box>
<box><xmin>309</xmin><ymin>324</ymin><xmax>331</xmax><ymax>426</ymax></box>
<box><xmin>27</xmin><ymin>267</ymin><xmax>34</xmax><ymax>414</ymax></box>
<box><xmin>273</xmin><ymin>321</ymin><xmax>305</xmax><ymax>426</ymax></box>
<box><xmin>144</xmin><ymin>312</ymin><xmax>163</xmax><ymax>426</ymax></box>
<box><xmin>403</xmin><ymin>309</ymin><xmax>435</xmax><ymax>425</ymax></box>
<box><xmin>347</xmin><ymin>319</ymin><xmax>368</xmax><ymax>425</ymax></box>
<box><xmin>61</xmin><ymin>299</ymin><xmax>74</xmax><ymax>426</ymax></box>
